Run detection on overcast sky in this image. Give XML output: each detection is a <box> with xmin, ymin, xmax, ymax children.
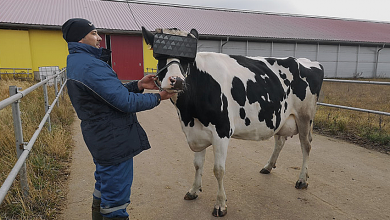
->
<box><xmin>136</xmin><ymin>0</ymin><xmax>390</xmax><ymax>22</ymax></box>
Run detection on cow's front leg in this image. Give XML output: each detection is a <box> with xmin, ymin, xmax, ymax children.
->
<box><xmin>212</xmin><ymin>139</ymin><xmax>229</xmax><ymax>217</ymax></box>
<box><xmin>185</xmin><ymin>150</ymin><xmax>206</xmax><ymax>200</ymax></box>
<box><xmin>260</xmin><ymin>135</ymin><xmax>286</xmax><ymax>174</ymax></box>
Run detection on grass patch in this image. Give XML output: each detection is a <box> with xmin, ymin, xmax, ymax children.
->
<box><xmin>314</xmin><ymin>78</ymin><xmax>390</xmax><ymax>153</ymax></box>
<box><xmin>0</xmin><ymin>79</ymin><xmax>74</xmax><ymax>219</ymax></box>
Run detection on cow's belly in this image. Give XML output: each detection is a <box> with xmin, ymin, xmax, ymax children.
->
<box><xmin>231</xmin><ymin>114</ymin><xmax>298</xmax><ymax>140</ymax></box>
<box><xmin>231</xmin><ymin>124</ymin><xmax>275</xmax><ymax>141</ymax></box>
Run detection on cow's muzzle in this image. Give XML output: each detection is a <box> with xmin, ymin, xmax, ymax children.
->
<box><xmin>170</xmin><ymin>76</ymin><xmax>185</xmax><ymax>90</ymax></box>
<box><xmin>155</xmin><ymin>60</ymin><xmax>188</xmax><ymax>92</ymax></box>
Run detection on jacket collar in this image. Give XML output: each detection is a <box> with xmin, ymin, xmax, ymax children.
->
<box><xmin>68</xmin><ymin>42</ymin><xmax>102</xmax><ymax>59</ymax></box>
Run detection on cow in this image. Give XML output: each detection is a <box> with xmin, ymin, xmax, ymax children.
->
<box><xmin>142</xmin><ymin>27</ymin><xmax>324</xmax><ymax>217</ymax></box>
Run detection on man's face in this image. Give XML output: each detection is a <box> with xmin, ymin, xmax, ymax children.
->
<box><xmin>79</xmin><ymin>30</ymin><xmax>102</xmax><ymax>48</ymax></box>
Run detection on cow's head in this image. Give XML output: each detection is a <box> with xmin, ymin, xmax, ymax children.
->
<box><xmin>142</xmin><ymin>27</ymin><xmax>198</xmax><ymax>93</ymax></box>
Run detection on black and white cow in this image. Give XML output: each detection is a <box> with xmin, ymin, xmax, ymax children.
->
<box><xmin>142</xmin><ymin>27</ymin><xmax>324</xmax><ymax>217</ymax></box>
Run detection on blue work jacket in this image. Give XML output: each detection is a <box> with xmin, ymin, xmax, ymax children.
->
<box><xmin>66</xmin><ymin>42</ymin><xmax>160</xmax><ymax>165</ymax></box>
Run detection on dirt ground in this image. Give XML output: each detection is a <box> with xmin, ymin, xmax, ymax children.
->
<box><xmin>60</xmin><ymin>100</ymin><xmax>390</xmax><ymax>220</ymax></box>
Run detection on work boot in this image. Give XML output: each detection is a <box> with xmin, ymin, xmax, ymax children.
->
<box><xmin>92</xmin><ymin>198</ymin><xmax>103</xmax><ymax>220</ymax></box>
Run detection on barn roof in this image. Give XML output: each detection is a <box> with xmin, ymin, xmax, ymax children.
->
<box><xmin>1</xmin><ymin>0</ymin><xmax>390</xmax><ymax>45</ymax></box>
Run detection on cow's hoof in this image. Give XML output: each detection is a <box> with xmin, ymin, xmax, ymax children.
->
<box><xmin>212</xmin><ymin>207</ymin><xmax>227</xmax><ymax>217</ymax></box>
<box><xmin>260</xmin><ymin>168</ymin><xmax>270</xmax><ymax>174</ymax></box>
<box><xmin>295</xmin><ymin>180</ymin><xmax>308</xmax><ymax>189</ymax></box>
<box><xmin>184</xmin><ymin>192</ymin><xmax>198</xmax><ymax>200</ymax></box>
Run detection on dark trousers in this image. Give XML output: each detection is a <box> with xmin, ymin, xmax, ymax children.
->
<box><xmin>93</xmin><ymin>158</ymin><xmax>134</xmax><ymax>218</ymax></box>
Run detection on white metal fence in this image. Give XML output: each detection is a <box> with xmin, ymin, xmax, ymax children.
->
<box><xmin>317</xmin><ymin>79</ymin><xmax>390</xmax><ymax>116</ymax></box>
<box><xmin>0</xmin><ymin>68</ymin><xmax>34</xmax><ymax>80</ymax></box>
<box><xmin>0</xmin><ymin>68</ymin><xmax>67</xmax><ymax>205</ymax></box>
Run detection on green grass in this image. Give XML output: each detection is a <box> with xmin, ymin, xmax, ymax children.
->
<box><xmin>0</xmin><ymin>79</ymin><xmax>74</xmax><ymax>220</ymax></box>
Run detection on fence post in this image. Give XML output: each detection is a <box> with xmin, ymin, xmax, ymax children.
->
<box><xmin>42</xmin><ymin>76</ymin><xmax>52</xmax><ymax>132</ymax></box>
<box><xmin>9</xmin><ymin>86</ymin><xmax>29</xmax><ymax>198</ymax></box>
<box><xmin>62</xmin><ymin>69</ymin><xmax>67</xmax><ymax>100</ymax></box>
<box><xmin>54</xmin><ymin>73</ymin><xmax>59</xmax><ymax>107</ymax></box>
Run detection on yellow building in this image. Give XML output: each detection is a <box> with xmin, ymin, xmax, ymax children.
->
<box><xmin>142</xmin><ymin>40</ymin><xmax>158</xmax><ymax>74</ymax></box>
<box><xmin>0</xmin><ymin>29</ymin><xmax>68</xmax><ymax>80</ymax></box>
<box><xmin>0</xmin><ymin>27</ymin><xmax>157</xmax><ymax>80</ymax></box>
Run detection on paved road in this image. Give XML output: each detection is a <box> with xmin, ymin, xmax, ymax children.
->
<box><xmin>61</xmin><ymin>100</ymin><xmax>390</xmax><ymax>220</ymax></box>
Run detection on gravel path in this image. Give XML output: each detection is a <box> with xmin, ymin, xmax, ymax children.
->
<box><xmin>60</xmin><ymin>101</ymin><xmax>390</xmax><ymax>220</ymax></box>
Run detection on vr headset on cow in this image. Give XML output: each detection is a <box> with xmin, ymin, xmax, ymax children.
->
<box><xmin>142</xmin><ymin>27</ymin><xmax>199</xmax><ymax>62</ymax></box>
<box><xmin>142</xmin><ymin>27</ymin><xmax>198</xmax><ymax>92</ymax></box>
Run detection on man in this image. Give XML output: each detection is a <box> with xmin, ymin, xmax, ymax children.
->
<box><xmin>62</xmin><ymin>18</ymin><xmax>174</xmax><ymax>220</ymax></box>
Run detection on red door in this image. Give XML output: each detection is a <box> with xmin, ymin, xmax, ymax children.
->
<box><xmin>110</xmin><ymin>35</ymin><xmax>144</xmax><ymax>80</ymax></box>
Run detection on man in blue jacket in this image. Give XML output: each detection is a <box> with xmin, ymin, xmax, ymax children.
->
<box><xmin>62</xmin><ymin>18</ymin><xmax>175</xmax><ymax>220</ymax></box>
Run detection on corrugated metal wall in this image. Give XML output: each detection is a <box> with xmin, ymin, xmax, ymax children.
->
<box><xmin>0</xmin><ymin>30</ymin><xmax>33</xmax><ymax>70</ymax></box>
<box><xmin>198</xmin><ymin>39</ymin><xmax>390</xmax><ymax>78</ymax></box>
<box><xmin>29</xmin><ymin>30</ymin><xmax>68</xmax><ymax>71</ymax></box>
<box><xmin>0</xmin><ymin>29</ymin><xmax>67</xmax><ymax>75</ymax></box>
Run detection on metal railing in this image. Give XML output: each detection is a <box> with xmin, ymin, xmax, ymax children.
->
<box><xmin>145</xmin><ymin>67</ymin><xmax>157</xmax><ymax>73</ymax></box>
<box><xmin>317</xmin><ymin>79</ymin><xmax>390</xmax><ymax>116</ymax></box>
<box><xmin>0</xmin><ymin>68</ymin><xmax>67</xmax><ymax>205</ymax></box>
<box><xmin>0</xmin><ymin>68</ymin><xmax>34</xmax><ymax>80</ymax></box>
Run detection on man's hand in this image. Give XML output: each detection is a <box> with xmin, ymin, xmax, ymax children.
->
<box><xmin>139</xmin><ymin>74</ymin><xmax>177</xmax><ymax>100</ymax></box>
<box><xmin>138</xmin><ymin>74</ymin><xmax>159</xmax><ymax>91</ymax></box>
<box><xmin>159</xmin><ymin>90</ymin><xmax>176</xmax><ymax>100</ymax></box>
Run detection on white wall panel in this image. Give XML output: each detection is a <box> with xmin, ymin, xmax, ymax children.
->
<box><xmin>221</xmin><ymin>41</ymin><xmax>247</xmax><ymax>55</ymax></box>
<box><xmin>358</xmin><ymin>63</ymin><xmax>375</xmax><ymax>77</ymax></box>
<box><xmin>339</xmin><ymin>45</ymin><xmax>358</xmax><ymax>62</ymax></box>
<box><xmin>317</xmin><ymin>45</ymin><xmax>338</xmax><ymax>62</ymax></box>
<box><xmin>321</xmin><ymin>62</ymin><xmax>337</xmax><ymax>78</ymax></box>
<box><xmin>377</xmin><ymin>63</ymin><xmax>390</xmax><ymax>78</ymax></box>
<box><xmin>338</xmin><ymin>62</ymin><xmax>358</xmax><ymax>77</ymax></box>
<box><xmin>198</xmin><ymin>40</ymin><xmax>220</xmax><ymax>52</ymax></box>
<box><xmin>196</xmin><ymin>39</ymin><xmax>385</xmax><ymax>78</ymax></box>
<box><xmin>377</xmin><ymin>48</ymin><xmax>390</xmax><ymax>77</ymax></box>
<box><xmin>273</xmin><ymin>43</ymin><xmax>295</xmax><ymax>57</ymax></box>
<box><xmin>296</xmin><ymin>44</ymin><xmax>317</xmax><ymax>61</ymax></box>
<box><xmin>358</xmin><ymin>47</ymin><xmax>376</xmax><ymax>62</ymax></box>
<box><xmin>247</xmin><ymin>42</ymin><xmax>272</xmax><ymax>57</ymax></box>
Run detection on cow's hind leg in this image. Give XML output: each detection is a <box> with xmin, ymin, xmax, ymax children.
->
<box><xmin>260</xmin><ymin>135</ymin><xmax>286</xmax><ymax>174</ymax></box>
<box><xmin>185</xmin><ymin>149</ymin><xmax>206</xmax><ymax>200</ymax></box>
<box><xmin>295</xmin><ymin>119</ymin><xmax>312</xmax><ymax>189</ymax></box>
<box><xmin>212</xmin><ymin>139</ymin><xmax>229</xmax><ymax>217</ymax></box>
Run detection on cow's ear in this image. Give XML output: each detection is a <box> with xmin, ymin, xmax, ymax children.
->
<box><xmin>142</xmin><ymin>26</ymin><xmax>154</xmax><ymax>48</ymax></box>
<box><xmin>190</xmin><ymin>29</ymin><xmax>199</xmax><ymax>39</ymax></box>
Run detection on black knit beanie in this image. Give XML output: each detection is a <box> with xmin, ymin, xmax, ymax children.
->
<box><xmin>62</xmin><ymin>18</ymin><xmax>96</xmax><ymax>42</ymax></box>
